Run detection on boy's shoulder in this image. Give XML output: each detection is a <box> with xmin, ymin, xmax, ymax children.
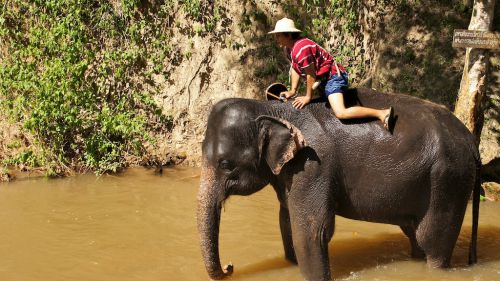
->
<box><xmin>291</xmin><ymin>38</ymin><xmax>317</xmax><ymax>56</ymax></box>
<box><xmin>295</xmin><ymin>38</ymin><xmax>315</xmax><ymax>47</ymax></box>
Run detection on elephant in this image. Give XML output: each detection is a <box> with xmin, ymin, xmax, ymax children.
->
<box><xmin>197</xmin><ymin>88</ymin><xmax>480</xmax><ymax>281</ymax></box>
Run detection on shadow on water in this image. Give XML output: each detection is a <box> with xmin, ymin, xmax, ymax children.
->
<box><xmin>233</xmin><ymin>226</ymin><xmax>500</xmax><ymax>279</ymax></box>
<box><xmin>328</xmin><ymin>232</ymin><xmax>409</xmax><ymax>278</ymax></box>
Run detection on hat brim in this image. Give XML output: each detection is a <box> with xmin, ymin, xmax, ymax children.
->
<box><xmin>268</xmin><ymin>28</ymin><xmax>301</xmax><ymax>34</ymax></box>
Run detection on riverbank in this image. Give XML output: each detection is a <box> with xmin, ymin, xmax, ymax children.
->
<box><xmin>1</xmin><ymin>164</ymin><xmax>499</xmax><ymax>202</ymax></box>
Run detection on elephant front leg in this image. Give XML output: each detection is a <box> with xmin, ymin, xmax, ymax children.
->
<box><xmin>289</xmin><ymin>202</ymin><xmax>335</xmax><ymax>281</ymax></box>
<box><xmin>279</xmin><ymin>205</ymin><xmax>297</xmax><ymax>264</ymax></box>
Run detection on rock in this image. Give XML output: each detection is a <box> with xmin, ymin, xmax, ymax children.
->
<box><xmin>482</xmin><ymin>182</ymin><xmax>500</xmax><ymax>201</ymax></box>
<box><xmin>0</xmin><ymin>168</ymin><xmax>13</xmax><ymax>182</ymax></box>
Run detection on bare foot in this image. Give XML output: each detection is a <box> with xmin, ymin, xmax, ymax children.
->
<box><xmin>382</xmin><ymin>107</ymin><xmax>394</xmax><ymax>131</ymax></box>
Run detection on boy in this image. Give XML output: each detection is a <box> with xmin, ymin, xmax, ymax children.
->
<box><xmin>269</xmin><ymin>17</ymin><xmax>394</xmax><ymax>130</ymax></box>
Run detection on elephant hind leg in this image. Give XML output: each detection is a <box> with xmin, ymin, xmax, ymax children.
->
<box><xmin>414</xmin><ymin>214</ymin><xmax>458</xmax><ymax>267</ymax></box>
<box><xmin>400</xmin><ymin>225</ymin><xmax>425</xmax><ymax>259</ymax></box>
<box><xmin>415</xmin><ymin>164</ymin><xmax>471</xmax><ymax>268</ymax></box>
<box><xmin>415</xmin><ymin>201</ymin><xmax>467</xmax><ymax>268</ymax></box>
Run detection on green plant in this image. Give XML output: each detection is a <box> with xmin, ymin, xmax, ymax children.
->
<box><xmin>0</xmin><ymin>0</ymin><xmax>173</xmax><ymax>175</ymax></box>
<box><xmin>182</xmin><ymin>0</ymin><xmax>222</xmax><ymax>34</ymax></box>
<box><xmin>183</xmin><ymin>0</ymin><xmax>202</xmax><ymax>18</ymax></box>
<box><xmin>2</xmin><ymin>150</ymin><xmax>42</xmax><ymax>168</ymax></box>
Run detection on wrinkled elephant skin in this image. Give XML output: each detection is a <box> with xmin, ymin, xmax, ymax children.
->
<box><xmin>197</xmin><ymin>88</ymin><xmax>481</xmax><ymax>281</ymax></box>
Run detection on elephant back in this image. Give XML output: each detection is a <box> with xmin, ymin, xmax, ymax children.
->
<box><xmin>292</xmin><ymin>88</ymin><xmax>479</xmax><ymax>169</ymax></box>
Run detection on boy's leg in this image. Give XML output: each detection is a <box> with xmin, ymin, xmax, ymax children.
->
<box><xmin>327</xmin><ymin>93</ymin><xmax>389</xmax><ymax>122</ymax></box>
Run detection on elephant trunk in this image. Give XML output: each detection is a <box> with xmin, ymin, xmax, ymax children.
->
<box><xmin>197</xmin><ymin>164</ymin><xmax>232</xmax><ymax>279</ymax></box>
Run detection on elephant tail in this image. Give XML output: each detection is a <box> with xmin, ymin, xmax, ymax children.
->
<box><xmin>468</xmin><ymin>164</ymin><xmax>480</xmax><ymax>265</ymax></box>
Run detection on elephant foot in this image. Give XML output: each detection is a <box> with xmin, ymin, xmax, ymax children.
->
<box><xmin>426</xmin><ymin>256</ymin><xmax>450</xmax><ymax>268</ymax></box>
<box><xmin>410</xmin><ymin>248</ymin><xmax>426</xmax><ymax>259</ymax></box>
<box><xmin>285</xmin><ymin>253</ymin><xmax>298</xmax><ymax>264</ymax></box>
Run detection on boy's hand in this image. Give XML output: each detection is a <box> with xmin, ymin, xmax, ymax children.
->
<box><xmin>292</xmin><ymin>96</ymin><xmax>311</xmax><ymax>109</ymax></box>
<box><xmin>280</xmin><ymin>91</ymin><xmax>296</xmax><ymax>99</ymax></box>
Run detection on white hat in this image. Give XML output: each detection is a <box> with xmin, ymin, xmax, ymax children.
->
<box><xmin>268</xmin><ymin>17</ymin><xmax>301</xmax><ymax>34</ymax></box>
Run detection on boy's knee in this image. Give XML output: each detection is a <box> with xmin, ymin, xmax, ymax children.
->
<box><xmin>332</xmin><ymin>108</ymin><xmax>347</xmax><ymax>119</ymax></box>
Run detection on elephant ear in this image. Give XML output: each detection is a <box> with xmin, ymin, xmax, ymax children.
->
<box><xmin>256</xmin><ymin>116</ymin><xmax>307</xmax><ymax>175</ymax></box>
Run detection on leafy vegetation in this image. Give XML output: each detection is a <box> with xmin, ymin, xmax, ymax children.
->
<box><xmin>0</xmin><ymin>0</ymin><xmax>179</xmax><ymax>175</ymax></box>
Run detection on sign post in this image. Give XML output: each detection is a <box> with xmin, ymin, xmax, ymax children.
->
<box><xmin>452</xmin><ymin>29</ymin><xmax>500</xmax><ymax>49</ymax></box>
<box><xmin>453</xmin><ymin>0</ymin><xmax>496</xmax><ymax>146</ymax></box>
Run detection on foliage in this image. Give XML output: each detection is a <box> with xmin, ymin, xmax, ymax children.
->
<box><xmin>181</xmin><ymin>0</ymin><xmax>222</xmax><ymax>34</ymax></box>
<box><xmin>2</xmin><ymin>150</ymin><xmax>41</xmax><ymax>168</ymax></box>
<box><xmin>0</xmin><ymin>0</ymin><xmax>176</xmax><ymax>175</ymax></box>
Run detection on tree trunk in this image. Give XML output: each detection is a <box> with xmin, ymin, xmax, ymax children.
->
<box><xmin>454</xmin><ymin>0</ymin><xmax>496</xmax><ymax>144</ymax></box>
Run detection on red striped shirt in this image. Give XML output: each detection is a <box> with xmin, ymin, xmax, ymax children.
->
<box><xmin>290</xmin><ymin>38</ymin><xmax>345</xmax><ymax>78</ymax></box>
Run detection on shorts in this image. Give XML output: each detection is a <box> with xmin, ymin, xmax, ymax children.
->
<box><xmin>324</xmin><ymin>72</ymin><xmax>349</xmax><ymax>96</ymax></box>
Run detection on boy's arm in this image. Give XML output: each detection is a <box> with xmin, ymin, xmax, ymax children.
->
<box><xmin>281</xmin><ymin>67</ymin><xmax>300</xmax><ymax>98</ymax></box>
<box><xmin>304</xmin><ymin>64</ymin><xmax>316</xmax><ymax>99</ymax></box>
<box><xmin>290</xmin><ymin>66</ymin><xmax>300</xmax><ymax>96</ymax></box>
<box><xmin>292</xmin><ymin>64</ymin><xmax>316</xmax><ymax>109</ymax></box>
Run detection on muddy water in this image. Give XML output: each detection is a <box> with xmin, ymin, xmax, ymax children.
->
<box><xmin>0</xmin><ymin>167</ymin><xmax>499</xmax><ymax>281</ymax></box>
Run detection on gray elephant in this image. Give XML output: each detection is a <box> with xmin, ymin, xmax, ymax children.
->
<box><xmin>197</xmin><ymin>88</ymin><xmax>480</xmax><ymax>281</ymax></box>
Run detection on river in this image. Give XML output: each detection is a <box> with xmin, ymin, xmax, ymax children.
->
<box><xmin>0</xmin><ymin>167</ymin><xmax>498</xmax><ymax>281</ymax></box>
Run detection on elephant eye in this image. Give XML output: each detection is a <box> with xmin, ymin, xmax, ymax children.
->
<box><xmin>218</xmin><ymin>159</ymin><xmax>234</xmax><ymax>171</ymax></box>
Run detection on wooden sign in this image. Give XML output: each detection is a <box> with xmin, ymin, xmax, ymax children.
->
<box><xmin>452</xmin><ymin>29</ymin><xmax>500</xmax><ymax>49</ymax></box>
